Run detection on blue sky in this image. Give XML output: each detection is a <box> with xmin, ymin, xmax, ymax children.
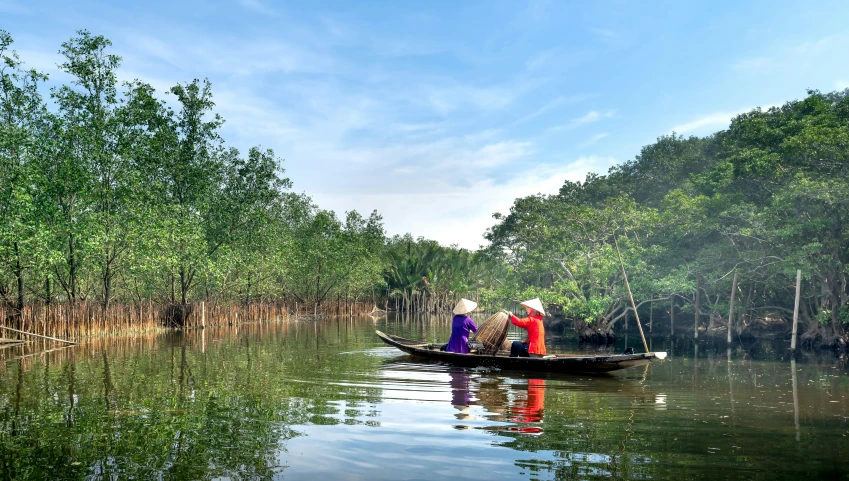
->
<box><xmin>4</xmin><ymin>0</ymin><xmax>849</xmax><ymax>248</ymax></box>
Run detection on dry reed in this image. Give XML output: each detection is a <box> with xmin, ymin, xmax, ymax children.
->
<box><xmin>0</xmin><ymin>299</ymin><xmax>378</xmax><ymax>342</ymax></box>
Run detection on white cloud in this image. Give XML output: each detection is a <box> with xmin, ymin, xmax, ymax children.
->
<box><xmin>215</xmin><ymin>86</ymin><xmax>599</xmax><ymax>248</ymax></box>
<box><xmin>466</xmin><ymin>141</ymin><xmax>534</xmax><ymax>168</ymax></box>
<box><xmin>734</xmin><ymin>33</ymin><xmax>849</xmax><ymax>76</ymax></box>
<box><xmin>426</xmin><ymin>90</ymin><xmax>457</xmax><ymax>115</ymax></box>
<box><xmin>669</xmin><ymin>104</ymin><xmax>778</xmax><ymax>135</ymax></box>
<box><xmin>579</xmin><ymin>132</ymin><xmax>610</xmax><ymax>148</ymax></box>
<box><xmin>423</xmin><ymin>82</ymin><xmax>522</xmax><ymax>116</ymax></box>
<box><xmin>670</xmin><ymin>111</ymin><xmax>741</xmax><ymax>134</ymax></box>
<box><xmin>574</xmin><ymin>110</ymin><xmax>606</xmax><ymax>124</ymax></box>
<box><xmin>116</xmin><ymin>28</ymin><xmax>339</xmax><ymax>81</ymax></box>
<box><xmin>513</xmin><ymin>96</ymin><xmax>565</xmax><ymax>124</ymax></box>
<box><xmin>794</xmin><ymin>34</ymin><xmax>847</xmax><ymax>55</ymax></box>
<box><xmin>14</xmin><ymin>49</ymin><xmax>64</xmax><ymax>76</ymax></box>
<box><xmin>732</xmin><ymin>57</ymin><xmax>775</xmax><ymax>74</ymax></box>
<box><xmin>416</xmin><ymin>72</ymin><xmax>552</xmax><ymax>117</ymax></box>
<box><xmin>320</xmin><ymin>157</ymin><xmax>615</xmax><ymax>249</ymax></box>
<box><xmin>525</xmin><ymin>49</ymin><xmax>556</xmax><ymax>71</ymax></box>
<box><xmin>3</xmin><ymin>9</ymin><xmax>605</xmax><ymax>249</ymax></box>
<box><xmin>548</xmin><ymin>110</ymin><xmax>614</xmax><ymax>131</ymax></box>
<box><xmin>836</xmin><ymin>80</ymin><xmax>849</xmax><ymax>90</ymax></box>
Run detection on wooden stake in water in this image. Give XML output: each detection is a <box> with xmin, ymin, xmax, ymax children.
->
<box><xmin>614</xmin><ymin>237</ymin><xmax>649</xmax><ymax>353</ymax></box>
<box><xmin>791</xmin><ymin>358</ymin><xmax>800</xmax><ymax>441</ymax></box>
<box><xmin>694</xmin><ymin>279</ymin><xmax>700</xmax><ymax>339</ymax></box>
<box><xmin>670</xmin><ymin>296</ymin><xmax>675</xmax><ymax>335</ymax></box>
<box><xmin>727</xmin><ymin>271</ymin><xmax>738</xmax><ymax>344</ymax></box>
<box><xmin>790</xmin><ymin>269</ymin><xmax>801</xmax><ymax>351</ymax></box>
<box><xmin>0</xmin><ymin>325</ymin><xmax>78</xmax><ymax>345</ymax></box>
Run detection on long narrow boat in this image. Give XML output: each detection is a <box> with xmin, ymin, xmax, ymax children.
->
<box><xmin>375</xmin><ymin>330</ymin><xmax>667</xmax><ymax>374</ymax></box>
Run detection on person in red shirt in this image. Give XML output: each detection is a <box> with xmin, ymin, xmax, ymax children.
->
<box><xmin>508</xmin><ymin>298</ymin><xmax>546</xmax><ymax>357</ymax></box>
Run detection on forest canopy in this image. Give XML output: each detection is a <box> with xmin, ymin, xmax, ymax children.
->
<box><xmin>0</xmin><ymin>30</ymin><xmax>391</xmax><ymax>320</ymax></box>
<box><xmin>484</xmin><ymin>90</ymin><xmax>849</xmax><ymax>347</ymax></box>
<box><xmin>2</xmin><ymin>29</ymin><xmax>848</xmax><ymax>346</ymax></box>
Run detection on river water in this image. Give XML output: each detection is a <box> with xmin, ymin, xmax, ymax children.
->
<box><xmin>1</xmin><ymin>315</ymin><xmax>847</xmax><ymax>480</ymax></box>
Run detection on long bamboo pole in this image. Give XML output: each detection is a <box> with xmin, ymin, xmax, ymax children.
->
<box><xmin>727</xmin><ymin>271</ymin><xmax>738</xmax><ymax>344</ymax></box>
<box><xmin>0</xmin><ymin>325</ymin><xmax>78</xmax><ymax>345</ymax></box>
<box><xmin>790</xmin><ymin>269</ymin><xmax>801</xmax><ymax>351</ymax></box>
<box><xmin>614</xmin><ymin>236</ymin><xmax>649</xmax><ymax>353</ymax></box>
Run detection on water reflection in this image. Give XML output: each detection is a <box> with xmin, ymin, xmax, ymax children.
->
<box><xmin>0</xmin><ymin>317</ymin><xmax>848</xmax><ymax>480</ymax></box>
<box><xmin>507</xmin><ymin>379</ymin><xmax>544</xmax><ymax>434</ymax></box>
<box><xmin>449</xmin><ymin>370</ymin><xmax>474</xmax><ymax>426</ymax></box>
<box><xmin>791</xmin><ymin>357</ymin><xmax>800</xmax><ymax>442</ymax></box>
<box><xmin>446</xmin><ymin>370</ymin><xmax>546</xmax><ymax>434</ymax></box>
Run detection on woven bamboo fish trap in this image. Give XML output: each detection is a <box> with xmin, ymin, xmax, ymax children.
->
<box><xmin>471</xmin><ymin>311</ymin><xmax>512</xmax><ymax>355</ymax></box>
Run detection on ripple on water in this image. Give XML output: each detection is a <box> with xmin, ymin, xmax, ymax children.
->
<box><xmin>1</xmin><ymin>318</ymin><xmax>848</xmax><ymax>480</ymax></box>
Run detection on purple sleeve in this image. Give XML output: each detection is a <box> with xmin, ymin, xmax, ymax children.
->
<box><xmin>466</xmin><ymin>317</ymin><xmax>478</xmax><ymax>333</ymax></box>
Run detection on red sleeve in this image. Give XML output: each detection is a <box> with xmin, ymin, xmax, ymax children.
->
<box><xmin>511</xmin><ymin>315</ymin><xmax>532</xmax><ymax>328</ymax></box>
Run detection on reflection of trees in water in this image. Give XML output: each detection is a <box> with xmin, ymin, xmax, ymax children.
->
<box><xmin>478</xmin><ymin>350</ymin><xmax>849</xmax><ymax>481</ymax></box>
<box><xmin>0</xmin><ymin>321</ymin><xmax>387</xmax><ymax>480</ymax></box>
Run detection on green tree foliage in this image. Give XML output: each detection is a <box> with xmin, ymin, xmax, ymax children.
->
<box><xmin>51</xmin><ymin>31</ymin><xmax>130</xmax><ymax>308</ymax></box>
<box><xmin>485</xmin><ymin>190</ymin><xmax>668</xmax><ymax>340</ymax></box>
<box><xmin>0</xmin><ymin>30</ymin><xmax>399</xmax><ymax>325</ymax></box>
<box><xmin>4</xmin><ymin>28</ymin><xmax>848</xmax><ymax>348</ymax></box>
<box><xmin>383</xmin><ymin>235</ymin><xmax>497</xmax><ymax>314</ymax></box>
<box><xmin>487</xmin><ymin>90</ymin><xmax>849</xmax><ymax>346</ymax></box>
<box><xmin>0</xmin><ymin>30</ymin><xmax>52</xmax><ymax>318</ymax></box>
<box><xmin>285</xmin><ymin>206</ymin><xmax>385</xmax><ymax>312</ymax></box>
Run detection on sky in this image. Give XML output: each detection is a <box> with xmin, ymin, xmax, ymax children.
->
<box><xmin>3</xmin><ymin>0</ymin><xmax>849</xmax><ymax>249</ymax></box>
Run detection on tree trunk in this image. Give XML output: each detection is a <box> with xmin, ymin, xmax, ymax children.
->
<box><xmin>743</xmin><ymin>283</ymin><xmax>754</xmax><ymax>328</ymax></box>
<box><xmin>245</xmin><ymin>278</ymin><xmax>251</xmax><ymax>306</ymax></box>
<box><xmin>68</xmin><ymin>233</ymin><xmax>77</xmax><ymax>305</ymax></box>
<box><xmin>102</xmin><ymin>252</ymin><xmax>112</xmax><ymax>310</ymax></box>
<box><xmin>13</xmin><ymin>242</ymin><xmax>24</xmax><ymax>321</ymax></box>
<box><xmin>180</xmin><ymin>267</ymin><xmax>188</xmax><ymax>327</ymax></box>
<box><xmin>574</xmin><ymin>318</ymin><xmax>615</xmax><ymax>344</ymax></box>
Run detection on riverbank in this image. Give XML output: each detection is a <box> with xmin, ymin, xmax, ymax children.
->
<box><xmin>0</xmin><ymin>300</ymin><xmax>379</xmax><ymax>342</ymax></box>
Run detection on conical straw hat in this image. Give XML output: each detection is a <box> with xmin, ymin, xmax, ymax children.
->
<box><xmin>453</xmin><ymin>298</ymin><xmax>478</xmax><ymax>315</ymax></box>
<box><xmin>520</xmin><ymin>298</ymin><xmax>545</xmax><ymax>316</ymax></box>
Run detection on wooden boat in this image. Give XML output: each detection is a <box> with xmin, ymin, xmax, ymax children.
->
<box><xmin>375</xmin><ymin>330</ymin><xmax>667</xmax><ymax>374</ymax></box>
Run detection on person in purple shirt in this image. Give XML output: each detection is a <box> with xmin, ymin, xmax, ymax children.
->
<box><xmin>443</xmin><ymin>298</ymin><xmax>479</xmax><ymax>354</ymax></box>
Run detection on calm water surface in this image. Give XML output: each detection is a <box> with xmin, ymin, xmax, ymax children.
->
<box><xmin>1</xmin><ymin>315</ymin><xmax>848</xmax><ymax>480</ymax></box>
